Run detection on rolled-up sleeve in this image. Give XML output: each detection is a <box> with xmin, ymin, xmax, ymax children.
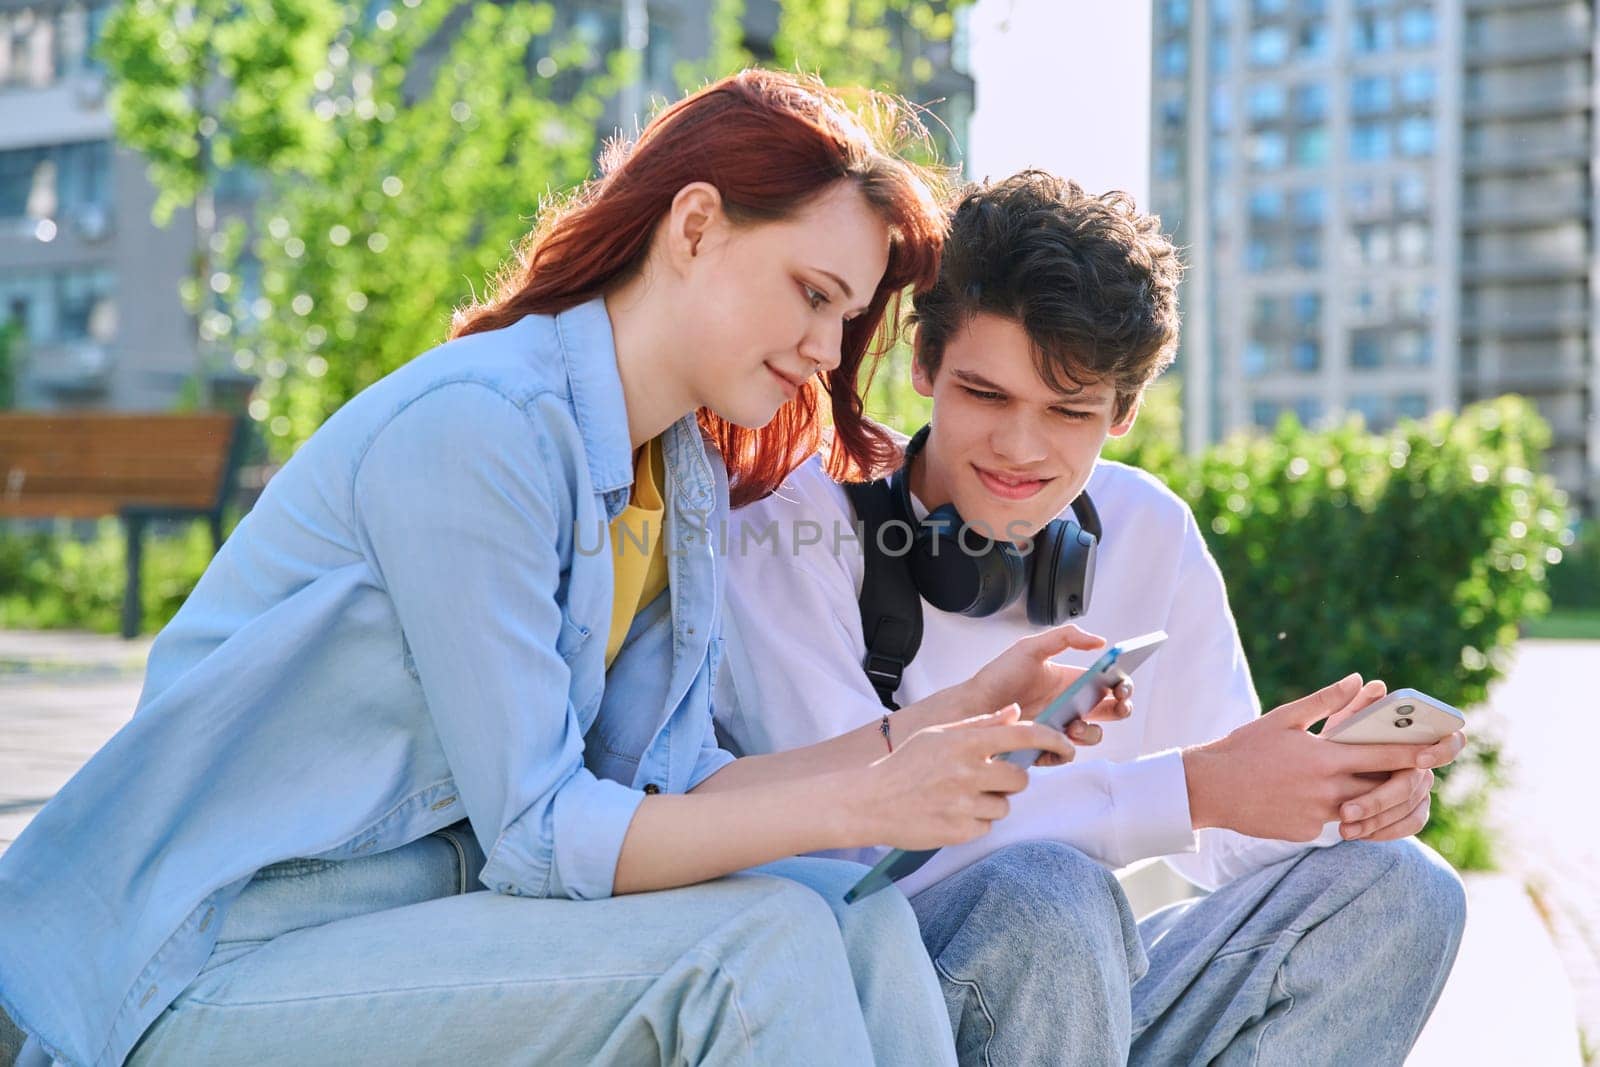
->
<box><xmin>353</xmin><ymin>382</ymin><xmax>641</xmax><ymax>900</ymax></box>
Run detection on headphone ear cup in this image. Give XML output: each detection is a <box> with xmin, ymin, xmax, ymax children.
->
<box><xmin>1025</xmin><ymin>520</ymin><xmax>1068</xmax><ymax>626</ymax></box>
<box><xmin>1025</xmin><ymin>519</ymin><xmax>1097</xmax><ymax>626</ymax></box>
<box><xmin>910</xmin><ymin>506</ymin><xmax>1028</xmax><ymax>617</ymax></box>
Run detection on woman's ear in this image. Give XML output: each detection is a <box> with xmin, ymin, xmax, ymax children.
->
<box><xmin>662</xmin><ymin>182</ymin><xmax>725</xmax><ymax>272</ymax></box>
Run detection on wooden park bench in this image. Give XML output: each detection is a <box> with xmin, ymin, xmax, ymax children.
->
<box><xmin>0</xmin><ymin>412</ymin><xmax>247</xmax><ymax>638</ymax></box>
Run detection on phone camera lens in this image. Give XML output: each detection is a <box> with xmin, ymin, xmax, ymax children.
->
<box><xmin>1397</xmin><ymin>704</ymin><xmax>1415</xmax><ymax>715</ymax></box>
<box><xmin>1394</xmin><ymin>716</ymin><xmax>1413</xmax><ymax>729</ymax></box>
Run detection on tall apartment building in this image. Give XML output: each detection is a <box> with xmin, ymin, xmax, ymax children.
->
<box><xmin>0</xmin><ymin>0</ymin><xmax>197</xmax><ymax>409</ymax></box>
<box><xmin>1151</xmin><ymin>0</ymin><xmax>1598</xmax><ymax>511</ymax></box>
<box><xmin>0</xmin><ymin>0</ymin><xmax>971</xmax><ymax>416</ymax></box>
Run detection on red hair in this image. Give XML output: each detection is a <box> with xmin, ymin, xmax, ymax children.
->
<box><xmin>450</xmin><ymin>69</ymin><xmax>947</xmax><ymax>506</ymax></box>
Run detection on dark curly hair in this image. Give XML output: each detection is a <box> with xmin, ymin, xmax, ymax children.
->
<box><xmin>910</xmin><ymin>170</ymin><xmax>1182</xmax><ymax>422</ymax></box>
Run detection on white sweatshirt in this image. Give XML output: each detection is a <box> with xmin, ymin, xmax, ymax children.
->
<box><xmin>714</xmin><ymin>453</ymin><xmax>1339</xmax><ymax>898</ymax></box>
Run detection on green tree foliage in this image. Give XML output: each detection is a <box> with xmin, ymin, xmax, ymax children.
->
<box><xmin>0</xmin><ymin>321</ymin><xmax>18</xmax><ymax>410</ymax></box>
<box><xmin>1549</xmin><ymin>519</ymin><xmax>1600</xmax><ymax>610</ymax></box>
<box><xmin>98</xmin><ymin>0</ymin><xmax>343</xmax><ymax>393</ymax></box>
<box><xmin>98</xmin><ymin>0</ymin><xmax>341</xmax><ymax>224</ymax></box>
<box><xmin>224</xmin><ymin>2</ymin><xmax>613</xmax><ymax>452</ymax></box>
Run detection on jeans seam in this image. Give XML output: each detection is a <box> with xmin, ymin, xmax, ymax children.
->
<box><xmin>1248</xmin><ymin>967</ymin><xmax>1295</xmax><ymax>1065</ymax></box>
<box><xmin>934</xmin><ymin>959</ymin><xmax>997</xmax><ymax>1067</ymax></box>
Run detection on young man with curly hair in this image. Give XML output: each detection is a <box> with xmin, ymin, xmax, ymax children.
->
<box><xmin>716</xmin><ymin>171</ymin><xmax>1467</xmax><ymax>1065</ymax></box>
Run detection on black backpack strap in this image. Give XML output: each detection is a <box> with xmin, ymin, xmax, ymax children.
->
<box><xmin>843</xmin><ymin>479</ymin><xmax>924</xmax><ymax>711</ymax></box>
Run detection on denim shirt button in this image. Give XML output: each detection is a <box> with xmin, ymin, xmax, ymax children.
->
<box><xmin>642</xmin><ymin>783</ymin><xmax>661</xmax><ymax>795</ymax></box>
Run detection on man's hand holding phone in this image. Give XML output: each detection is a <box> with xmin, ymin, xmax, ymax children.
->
<box><xmin>1183</xmin><ymin>674</ymin><xmax>1467</xmax><ymax>843</ymax></box>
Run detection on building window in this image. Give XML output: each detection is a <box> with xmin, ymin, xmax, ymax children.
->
<box><xmin>1292</xmin><ymin>187</ymin><xmax>1326</xmax><ymax>225</ymax></box>
<box><xmin>1293</xmin><ymin>127</ymin><xmax>1328</xmax><ymax>166</ymax></box>
<box><xmin>1245</xmin><ymin>342</ymin><xmax>1270</xmax><ymax>379</ymax></box>
<box><xmin>1249</xmin><ymin>26</ymin><xmax>1290</xmax><ymax>67</ymax></box>
<box><xmin>1249</xmin><ymin>131</ymin><xmax>1287</xmax><ymax>171</ymax></box>
<box><xmin>1351</xmin><ymin>333</ymin><xmax>1383</xmax><ymax>369</ymax></box>
<box><xmin>0</xmin><ymin>140</ymin><xmax>113</xmax><ymax>224</ymax></box>
<box><xmin>1351</xmin><ymin>75</ymin><xmax>1392</xmax><ymax>116</ymax></box>
<box><xmin>1395</xmin><ymin>394</ymin><xmax>1429</xmax><ymax>419</ymax></box>
<box><xmin>1352</xmin><ymin>13</ymin><xmax>1394</xmax><ymax>54</ymax></box>
<box><xmin>1293</xmin><ymin>82</ymin><xmax>1328</xmax><ymax>122</ymax></box>
<box><xmin>1394</xmin><ymin>172</ymin><xmax>1428</xmax><ymax>212</ymax></box>
<box><xmin>1162</xmin><ymin>0</ymin><xmax>1192</xmax><ymax>29</ymax></box>
<box><xmin>1350</xmin><ymin>394</ymin><xmax>1384</xmax><ymax>426</ymax></box>
<box><xmin>1249</xmin><ymin>187</ymin><xmax>1285</xmax><ymax>221</ymax></box>
<box><xmin>1211</xmin><ymin>32</ymin><xmax>1232</xmax><ymax>74</ymax></box>
<box><xmin>1246</xmin><ymin>238</ymin><xmax>1272</xmax><ymax>272</ymax></box>
<box><xmin>1161</xmin><ymin>97</ymin><xmax>1187</xmax><ymax>132</ymax></box>
<box><xmin>1294</xmin><ymin>397</ymin><xmax>1324</xmax><ymax>425</ymax></box>
<box><xmin>1352</xmin><ymin>223</ymin><xmax>1394</xmax><ymax>265</ymax></box>
<box><xmin>1248</xmin><ymin>82</ymin><xmax>1287</xmax><ymax>123</ymax></box>
<box><xmin>1398</xmin><ymin>7</ymin><xmax>1435</xmax><ymax>48</ymax></box>
<box><xmin>1399</xmin><ymin>67</ymin><xmax>1436</xmax><ymax>106</ymax></box>
<box><xmin>1394</xmin><ymin>329</ymin><xmax>1433</xmax><ymax>366</ymax></box>
<box><xmin>1396</xmin><ymin>220</ymin><xmax>1430</xmax><ymax>264</ymax></box>
<box><xmin>1293</xmin><ymin>234</ymin><xmax>1322</xmax><ymax>268</ymax></box>
<box><xmin>1252</xmin><ymin>399</ymin><xmax>1282</xmax><ymax>427</ymax></box>
<box><xmin>1350</xmin><ymin>121</ymin><xmax>1391</xmax><ymax>162</ymax></box>
<box><xmin>1209</xmin><ymin>86</ymin><xmax>1232</xmax><ymax>131</ymax></box>
<box><xmin>1346</xmin><ymin>179</ymin><xmax>1378</xmax><ymax>215</ymax></box>
<box><xmin>1397</xmin><ymin>115</ymin><xmax>1434</xmax><ymax>157</ymax></box>
<box><xmin>1160</xmin><ymin>40</ymin><xmax>1189</xmax><ymax>78</ymax></box>
<box><xmin>1210</xmin><ymin>134</ymin><xmax>1234</xmax><ymax>176</ymax></box>
<box><xmin>1296</xmin><ymin>19</ymin><xmax>1329</xmax><ymax>60</ymax></box>
<box><xmin>0</xmin><ymin>267</ymin><xmax>115</xmax><ymax>345</ymax></box>
<box><xmin>1292</xmin><ymin>291</ymin><xmax>1321</xmax><ymax>324</ymax></box>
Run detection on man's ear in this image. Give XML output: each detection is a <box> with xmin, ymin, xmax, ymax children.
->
<box><xmin>1108</xmin><ymin>393</ymin><xmax>1142</xmax><ymax>438</ymax></box>
<box><xmin>911</xmin><ymin>350</ymin><xmax>936</xmax><ymax>399</ymax></box>
<box><xmin>662</xmin><ymin>182</ymin><xmax>725</xmax><ymax>273</ymax></box>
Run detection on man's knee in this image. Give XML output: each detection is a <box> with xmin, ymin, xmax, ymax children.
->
<box><xmin>1358</xmin><ymin>839</ymin><xmax>1467</xmax><ymax>956</ymax></box>
<box><xmin>923</xmin><ymin>841</ymin><xmax>1137</xmax><ymax>970</ymax></box>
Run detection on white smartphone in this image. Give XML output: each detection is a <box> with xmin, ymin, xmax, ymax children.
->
<box><xmin>1323</xmin><ymin>688</ymin><xmax>1465</xmax><ymax>745</ymax></box>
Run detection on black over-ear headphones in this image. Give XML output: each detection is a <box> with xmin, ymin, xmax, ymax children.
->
<box><xmin>887</xmin><ymin>424</ymin><xmax>1100</xmax><ymax>625</ymax></box>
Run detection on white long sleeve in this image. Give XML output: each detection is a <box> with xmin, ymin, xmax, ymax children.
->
<box><xmin>716</xmin><ymin>455</ymin><xmax>1337</xmax><ymax>896</ymax></box>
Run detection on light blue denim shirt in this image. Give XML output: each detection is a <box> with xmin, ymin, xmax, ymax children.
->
<box><xmin>0</xmin><ymin>298</ymin><xmax>737</xmax><ymax>1067</ymax></box>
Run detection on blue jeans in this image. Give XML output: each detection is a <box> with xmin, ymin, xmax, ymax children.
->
<box><xmin>124</xmin><ymin>823</ymin><xmax>956</xmax><ymax>1066</ymax></box>
<box><xmin>909</xmin><ymin>838</ymin><xmax>1466</xmax><ymax>1066</ymax></box>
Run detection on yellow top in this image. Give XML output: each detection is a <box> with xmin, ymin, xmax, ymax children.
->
<box><xmin>605</xmin><ymin>436</ymin><xmax>669</xmax><ymax>667</ymax></box>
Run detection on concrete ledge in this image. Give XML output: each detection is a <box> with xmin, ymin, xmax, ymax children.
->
<box><xmin>1409</xmin><ymin>873</ymin><xmax>1582</xmax><ymax>1065</ymax></box>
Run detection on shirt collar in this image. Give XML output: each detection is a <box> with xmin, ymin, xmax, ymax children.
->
<box><xmin>553</xmin><ymin>296</ymin><xmax>635</xmax><ymax>497</ymax></box>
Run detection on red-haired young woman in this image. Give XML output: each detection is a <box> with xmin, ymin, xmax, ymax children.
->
<box><xmin>1</xmin><ymin>71</ymin><xmax>1110</xmax><ymax>1066</ymax></box>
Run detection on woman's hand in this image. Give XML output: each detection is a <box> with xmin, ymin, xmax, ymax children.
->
<box><xmin>852</xmin><ymin>704</ymin><xmax>1077</xmax><ymax>851</ymax></box>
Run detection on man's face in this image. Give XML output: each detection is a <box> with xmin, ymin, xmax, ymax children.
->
<box><xmin>909</xmin><ymin>312</ymin><xmax>1138</xmax><ymax>543</ymax></box>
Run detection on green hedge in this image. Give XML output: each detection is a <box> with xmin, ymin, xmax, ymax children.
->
<box><xmin>1106</xmin><ymin>388</ymin><xmax>1568</xmax><ymax>868</ymax></box>
<box><xmin>1550</xmin><ymin>519</ymin><xmax>1600</xmax><ymax>610</ymax></box>
<box><xmin>0</xmin><ymin>520</ymin><xmax>217</xmax><ymax>635</ymax></box>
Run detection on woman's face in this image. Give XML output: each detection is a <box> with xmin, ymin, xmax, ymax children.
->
<box><xmin>676</xmin><ymin>181</ymin><xmax>892</xmax><ymax>429</ymax></box>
